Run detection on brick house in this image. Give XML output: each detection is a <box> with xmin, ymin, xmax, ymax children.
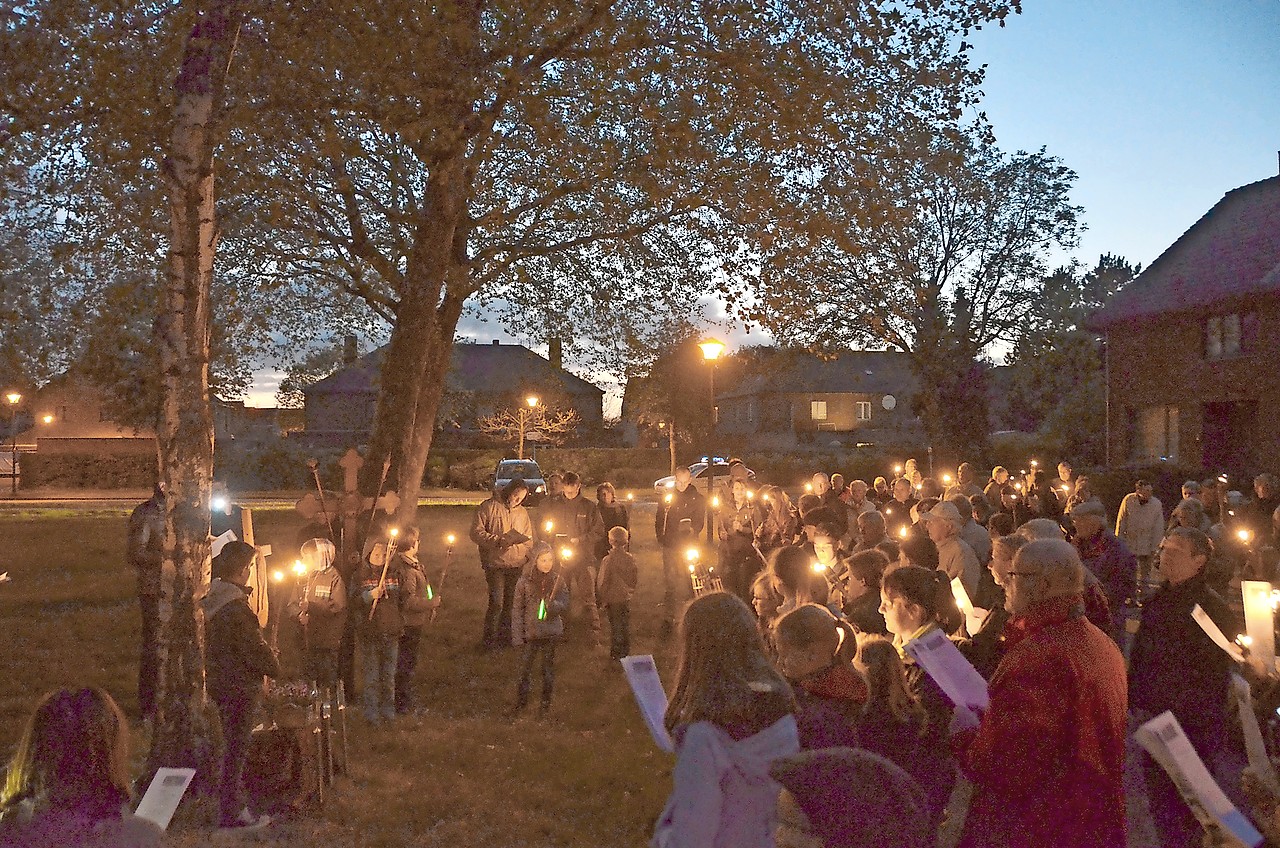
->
<box><xmin>1088</xmin><ymin>175</ymin><xmax>1280</xmax><ymax>472</ymax></box>
<box><xmin>302</xmin><ymin>340</ymin><xmax>604</xmax><ymax>442</ymax></box>
<box><xmin>716</xmin><ymin>349</ymin><xmax>923</xmax><ymax>448</ymax></box>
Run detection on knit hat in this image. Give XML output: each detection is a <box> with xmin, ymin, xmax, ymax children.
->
<box><xmin>212</xmin><ymin>541</ymin><xmax>256</xmax><ymax>580</ymax></box>
<box><xmin>770</xmin><ymin>747</ymin><xmax>928</xmax><ymax>848</ymax></box>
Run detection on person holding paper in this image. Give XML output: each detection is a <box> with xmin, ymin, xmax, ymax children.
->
<box><xmin>878</xmin><ymin>565</ymin><xmax>961</xmax><ymax>826</ymax></box>
<box><xmin>203</xmin><ymin>542</ymin><xmax>278</xmax><ymax>832</ymax></box>
<box><xmin>652</xmin><ymin>592</ymin><xmax>798</xmax><ymax>848</ymax></box>
<box><xmin>0</xmin><ymin>687</ymin><xmax>164</xmax><ymax>847</ymax></box>
<box><xmin>470</xmin><ymin>479</ymin><xmax>535</xmax><ymax>651</ymax></box>
<box><xmin>1129</xmin><ymin>527</ymin><xmax>1238</xmax><ymax>847</ymax></box>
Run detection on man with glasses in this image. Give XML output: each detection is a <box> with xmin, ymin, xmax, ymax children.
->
<box><xmin>1129</xmin><ymin>527</ymin><xmax>1237</xmax><ymax>847</ymax></box>
<box><xmin>951</xmin><ymin>538</ymin><xmax>1127</xmax><ymax>847</ymax></box>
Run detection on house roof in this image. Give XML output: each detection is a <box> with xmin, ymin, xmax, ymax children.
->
<box><xmin>719</xmin><ymin>349</ymin><xmax>916</xmax><ymax>400</ymax></box>
<box><xmin>1088</xmin><ymin>175</ymin><xmax>1280</xmax><ymax>329</ymax></box>
<box><xmin>304</xmin><ymin>341</ymin><xmax>603</xmax><ymax>398</ymax></box>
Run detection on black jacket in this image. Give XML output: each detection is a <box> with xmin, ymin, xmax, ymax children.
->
<box><xmin>655</xmin><ymin>486</ymin><xmax>705</xmax><ymax>548</ymax></box>
<box><xmin>1128</xmin><ymin>571</ymin><xmax>1233</xmax><ymax>751</ymax></box>
<box><xmin>595</xmin><ymin>502</ymin><xmax>630</xmax><ymax>560</ymax></box>
<box><xmin>203</xmin><ymin>579</ymin><xmax>279</xmax><ymax>705</ymax></box>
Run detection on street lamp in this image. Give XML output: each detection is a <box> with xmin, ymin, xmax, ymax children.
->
<box><xmin>699</xmin><ymin>338</ymin><xmax>726</xmax><ymax>542</ymax></box>
<box><xmin>517</xmin><ymin>395</ymin><xmax>540</xmax><ymax>459</ymax></box>
<box><xmin>6</xmin><ymin>392</ymin><xmax>21</xmax><ymax>496</ymax></box>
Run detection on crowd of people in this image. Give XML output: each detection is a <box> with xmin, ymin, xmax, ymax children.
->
<box><xmin>5</xmin><ymin>457</ymin><xmax>1280</xmax><ymax>847</ymax></box>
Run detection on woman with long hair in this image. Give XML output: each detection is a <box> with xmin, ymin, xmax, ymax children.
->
<box><xmin>878</xmin><ymin>565</ymin><xmax>961</xmax><ymax>825</ymax></box>
<box><xmin>653</xmin><ymin>592</ymin><xmax>798</xmax><ymax>848</ymax></box>
<box><xmin>0</xmin><ymin>687</ymin><xmax>163</xmax><ymax>847</ymax></box>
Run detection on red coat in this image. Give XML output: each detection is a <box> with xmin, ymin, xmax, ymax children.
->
<box><xmin>954</xmin><ymin>595</ymin><xmax>1127</xmax><ymax>848</ymax></box>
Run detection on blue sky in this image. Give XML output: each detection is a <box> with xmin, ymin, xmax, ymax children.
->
<box><xmin>246</xmin><ymin>1</ymin><xmax>1280</xmax><ymax>406</ymax></box>
<box><xmin>967</xmin><ymin>0</ymin><xmax>1280</xmax><ymax>268</ymax></box>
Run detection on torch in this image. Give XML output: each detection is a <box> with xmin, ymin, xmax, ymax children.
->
<box><xmin>306</xmin><ymin>457</ymin><xmax>335</xmax><ymax>541</ymax></box>
<box><xmin>428</xmin><ymin>532</ymin><xmax>457</xmax><ymax>624</ymax></box>
<box><xmin>368</xmin><ymin>527</ymin><xmax>399</xmax><ymax>621</ymax></box>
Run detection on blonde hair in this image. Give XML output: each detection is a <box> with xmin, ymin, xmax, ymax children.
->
<box><xmin>665</xmin><ymin>592</ymin><xmax>794</xmax><ymax>735</ymax></box>
<box><xmin>856</xmin><ymin>637</ymin><xmax>927</xmax><ymax>732</ymax></box>
<box><xmin>1</xmin><ymin>688</ymin><xmax>132</xmax><ymax>821</ymax></box>
<box><xmin>607</xmin><ymin>525</ymin><xmax>629</xmax><ymax>547</ymax></box>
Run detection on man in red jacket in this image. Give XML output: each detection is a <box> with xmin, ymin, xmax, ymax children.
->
<box><xmin>952</xmin><ymin>538</ymin><xmax>1127</xmax><ymax>848</ymax></box>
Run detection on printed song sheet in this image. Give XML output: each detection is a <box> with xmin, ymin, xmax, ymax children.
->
<box><xmin>904</xmin><ymin>628</ymin><xmax>989</xmax><ymax>712</ymax></box>
<box><xmin>621</xmin><ymin>655</ymin><xmax>675</xmax><ymax>754</ymax></box>
<box><xmin>134</xmin><ymin>767</ymin><xmax>196</xmax><ymax>830</ymax></box>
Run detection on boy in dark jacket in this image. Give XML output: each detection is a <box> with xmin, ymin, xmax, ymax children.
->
<box><xmin>298</xmin><ymin>537</ymin><xmax>346</xmax><ymax>688</ymax></box>
<box><xmin>597</xmin><ymin>526</ymin><xmax>638</xmax><ymax>659</ymax></box>
<box><xmin>203</xmin><ymin>541</ymin><xmax>280</xmax><ymax>832</ymax></box>
<box><xmin>511</xmin><ymin>542</ymin><xmax>569</xmax><ymax>715</ymax></box>
<box><xmin>394</xmin><ymin>527</ymin><xmax>441</xmax><ymax>715</ymax></box>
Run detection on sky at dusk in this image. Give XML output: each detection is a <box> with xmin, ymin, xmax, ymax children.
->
<box><xmin>245</xmin><ymin>0</ymin><xmax>1280</xmax><ymax>409</ymax></box>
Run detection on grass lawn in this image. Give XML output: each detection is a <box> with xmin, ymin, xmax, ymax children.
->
<box><xmin>0</xmin><ymin>504</ymin><xmax>683</xmax><ymax>847</ymax></box>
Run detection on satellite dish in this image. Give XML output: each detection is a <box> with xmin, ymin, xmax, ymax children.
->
<box><xmin>882</xmin><ymin>395</ymin><xmax>897</xmax><ymax>410</ymax></box>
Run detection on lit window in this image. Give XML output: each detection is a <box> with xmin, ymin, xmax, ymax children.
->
<box><xmin>1205</xmin><ymin>317</ymin><xmax>1222</xmax><ymax>359</ymax></box>
<box><xmin>856</xmin><ymin>401</ymin><xmax>872</xmax><ymax>421</ymax></box>
<box><xmin>810</xmin><ymin>401</ymin><xmax>827</xmax><ymax>421</ymax></box>
<box><xmin>1223</xmin><ymin>313</ymin><xmax>1241</xmax><ymax>356</ymax></box>
<box><xmin>1134</xmin><ymin>405</ymin><xmax>1179</xmax><ymax>462</ymax></box>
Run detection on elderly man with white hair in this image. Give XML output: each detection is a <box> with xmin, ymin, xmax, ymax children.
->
<box><xmin>952</xmin><ymin>538</ymin><xmax>1127</xmax><ymax>848</ymax></box>
<box><xmin>918</xmin><ymin>501</ymin><xmax>981</xmax><ymax>599</ymax></box>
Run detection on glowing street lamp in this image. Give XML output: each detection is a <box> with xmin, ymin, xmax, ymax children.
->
<box><xmin>516</xmin><ymin>395</ymin><xmax>541</xmax><ymax>459</ymax></box>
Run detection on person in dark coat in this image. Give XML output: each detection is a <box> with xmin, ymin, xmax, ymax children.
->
<box><xmin>1129</xmin><ymin>527</ymin><xmax>1238</xmax><ymax>848</ymax></box>
<box><xmin>654</xmin><ymin>466</ymin><xmax>705</xmax><ymax>634</ymax></box>
<box><xmin>1068</xmin><ymin>500</ymin><xmax>1137</xmax><ymax>642</ymax></box>
<box><xmin>126</xmin><ymin>484</ymin><xmax>166</xmax><ymax>720</ymax></box>
<box><xmin>952</xmin><ymin>539</ymin><xmax>1127</xmax><ymax>848</ymax></box>
<box><xmin>203</xmin><ymin>541</ymin><xmax>279</xmax><ymax>831</ymax></box>
<box><xmin>842</xmin><ymin>549</ymin><xmax>888</xmax><ymax>635</ymax></box>
<box><xmin>594</xmin><ymin>482</ymin><xmax>630</xmax><ymax>560</ymax></box>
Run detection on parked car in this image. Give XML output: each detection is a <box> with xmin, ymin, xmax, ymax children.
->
<box><xmin>653</xmin><ymin>460</ymin><xmax>755</xmax><ymax>494</ymax></box>
<box><xmin>493</xmin><ymin>459</ymin><xmax>548</xmax><ymax>505</ymax></box>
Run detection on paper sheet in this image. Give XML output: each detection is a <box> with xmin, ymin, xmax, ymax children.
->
<box><xmin>1192</xmin><ymin>603</ymin><xmax>1245</xmax><ymax>663</ymax></box>
<box><xmin>1230</xmin><ymin>673</ymin><xmax>1280</xmax><ymax>791</ymax></box>
<box><xmin>133</xmin><ymin>767</ymin><xmax>195</xmax><ymax>830</ymax></box>
<box><xmin>621</xmin><ymin>655</ymin><xmax>675</xmax><ymax>753</ymax></box>
<box><xmin>0</xmin><ymin>572</ymin><xmax>9</xmax><ymax>584</ymax></box>
<box><xmin>1136</xmin><ymin>711</ymin><xmax>1263</xmax><ymax>847</ymax></box>
<box><xmin>210</xmin><ymin>530</ymin><xmax>238</xmax><ymax>557</ymax></box>
<box><xmin>904</xmin><ymin>627</ymin><xmax>989</xmax><ymax>712</ymax></box>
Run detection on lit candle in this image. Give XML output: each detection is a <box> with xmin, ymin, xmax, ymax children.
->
<box><xmin>560</xmin><ymin>546</ymin><xmax>573</xmax><ymax>561</ymax></box>
<box><xmin>445</xmin><ymin>533</ymin><xmax>457</xmax><ymax>546</ymax></box>
<box><xmin>272</xmin><ymin>570</ymin><xmax>285</xmax><ymax>582</ymax></box>
<box><xmin>545</xmin><ymin>520</ymin><xmax>554</xmax><ymax>533</ymax></box>
<box><xmin>898</xmin><ymin>527</ymin><xmax>908</xmax><ymax>539</ymax></box>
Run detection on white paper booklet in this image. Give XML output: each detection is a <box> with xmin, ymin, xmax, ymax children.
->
<box><xmin>134</xmin><ymin>767</ymin><xmax>196</xmax><ymax>830</ymax></box>
<box><xmin>904</xmin><ymin>627</ymin><xmax>989</xmax><ymax>712</ymax></box>
<box><xmin>1136</xmin><ymin>711</ymin><xmax>1263</xmax><ymax>847</ymax></box>
<box><xmin>621</xmin><ymin>654</ymin><xmax>675</xmax><ymax>753</ymax></box>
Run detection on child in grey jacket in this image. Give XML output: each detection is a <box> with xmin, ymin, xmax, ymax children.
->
<box><xmin>511</xmin><ymin>542</ymin><xmax>569</xmax><ymax>715</ymax></box>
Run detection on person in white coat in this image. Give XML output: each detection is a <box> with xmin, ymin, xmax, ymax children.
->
<box><xmin>1116</xmin><ymin>479</ymin><xmax>1164</xmax><ymax>599</ymax></box>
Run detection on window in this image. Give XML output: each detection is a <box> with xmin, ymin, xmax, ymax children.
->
<box><xmin>1134</xmin><ymin>405</ymin><xmax>1179</xmax><ymax>462</ymax></box>
<box><xmin>855</xmin><ymin>401</ymin><xmax>872</xmax><ymax>421</ymax></box>
<box><xmin>1206</xmin><ymin>312</ymin><xmax>1255</xmax><ymax>359</ymax></box>
<box><xmin>810</xmin><ymin>400</ymin><xmax>827</xmax><ymax>421</ymax></box>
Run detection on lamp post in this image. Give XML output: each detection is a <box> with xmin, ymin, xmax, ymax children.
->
<box><xmin>517</xmin><ymin>395</ymin><xmax>539</xmax><ymax>459</ymax></box>
<box><xmin>5</xmin><ymin>392</ymin><xmax>21</xmax><ymax>495</ymax></box>
<box><xmin>698</xmin><ymin>338</ymin><xmax>726</xmax><ymax>543</ymax></box>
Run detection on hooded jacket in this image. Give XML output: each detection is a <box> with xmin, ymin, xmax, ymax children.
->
<box><xmin>511</xmin><ymin>565</ymin><xmax>569</xmax><ymax>644</ymax></box>
<box><xmin>791</xmin><ymin>661</ymin><xmax>866</xmax><ymax>751</ymax></box>
<box><xmin>652</xmin><ymin>714</ymin><xmax>800</xmax><ymax>848</ymax></box>
<box><xmin>202</xmin><ymin>578</ymin><xmax>279</xmax><ymax>704</ymax></box>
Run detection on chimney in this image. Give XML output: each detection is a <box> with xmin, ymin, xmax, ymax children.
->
<box><xmin>548</xmin><ymin>336</ymin><xmax>563</xmax><ymax>370</ymax></box>
<box><xmin>492</xmin><ymin>339</ymin><xmax>500</xmax><ymax>346</ymax></box>
<box><xmin>343</xmin><ymin>334</ymin><xmax>358</xmax><ymax>365</ymax></box>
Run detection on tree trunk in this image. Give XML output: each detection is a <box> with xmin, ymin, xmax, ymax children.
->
<box><xmin>146</xmin><ymin>0</ymin><xmax>244</xmax><ymax>793</ymax></box>
<box><xmin>362</xmin><ymin>154</ymin><xmax>470</xmax><ymax>528</ymax></box>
